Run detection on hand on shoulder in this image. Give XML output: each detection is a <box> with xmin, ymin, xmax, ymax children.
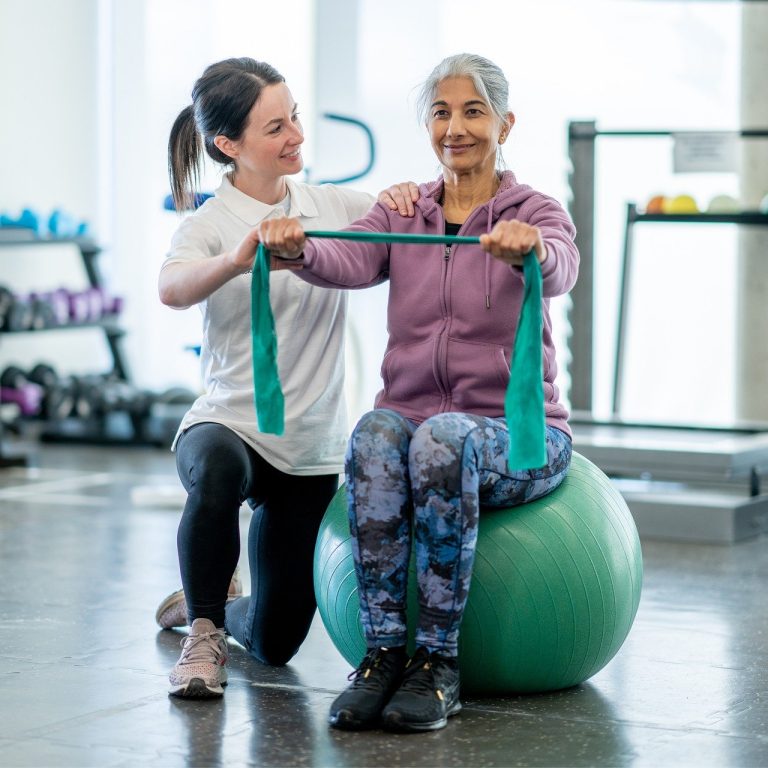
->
<box><xmin>378</xmin><ymin>182</ymin><xmax>420</xmax><ymax>218</ymax></box>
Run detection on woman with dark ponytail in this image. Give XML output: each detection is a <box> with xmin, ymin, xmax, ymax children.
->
<box><xmin>156</xmin><ymin>57</ymin><xmax>416</xmax><ymax>699</ymax></box>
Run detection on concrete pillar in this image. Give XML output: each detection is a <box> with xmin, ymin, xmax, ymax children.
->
<box><xmin>736</xmin><ymin>3</ymin><xmax>768</xmax><ymax>421</ymax></box>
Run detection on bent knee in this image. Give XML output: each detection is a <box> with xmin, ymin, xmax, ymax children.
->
<box><xmin>410</xmin><ymin>413</ymin><xmax>483</xmax><ymax>460</ymax></box>
<box><xmin>351</xmin><ymin>409</ymin><xmax>410</xmax><ymax>440</ymax></box>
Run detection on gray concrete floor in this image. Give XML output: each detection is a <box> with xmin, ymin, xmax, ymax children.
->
<box><xmin>0</xmin><ymin>441</ymin><xmax>767</xmax><ymax>767</ymax></box>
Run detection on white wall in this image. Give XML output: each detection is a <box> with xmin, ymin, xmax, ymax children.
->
<box><xmin>0</xmin><ymin>1</ymin><xmax>110</xmax><ymax>378</ymax></box>
<box><xmin>0</xmin><ymin>0</ymin><xmax>100</xmax><ymax>222</ymax></box>
<box><xmin>0</xmin><ymin>0</ymin><xmax>748</xmax><ymax>428</ymax></box>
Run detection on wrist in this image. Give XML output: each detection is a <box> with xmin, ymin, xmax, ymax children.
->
<box><xmin>225</xmin><ymin>249</ymin><xmax>252</xmax><ymax>276</ymax></box>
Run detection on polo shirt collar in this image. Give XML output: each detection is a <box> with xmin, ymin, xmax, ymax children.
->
<box><xmin>215</xmin><ymin>174</ymin><xmax>319</xmax><ymax>224</ymax></box>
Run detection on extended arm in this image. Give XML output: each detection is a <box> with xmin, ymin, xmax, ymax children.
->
<box><xmin>481</xmin><ymin>196</ymin><xmax>578</xmax><ymax>298</ymax></box>
<box><xmin>158</xmin><ymin>224</ymin><xmax>259</xmax><ymax>309</ymax></box>
<box><xmin>258</xmin><ymin>203</ymin><xmax>394</xmax><ymax>290</ymax></box>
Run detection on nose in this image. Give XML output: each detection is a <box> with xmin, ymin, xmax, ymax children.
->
<box><xmin>287</xmin><ymin>121</ymin><xmax>304</xmax><ymax>145</ymax></box>
<box><xmin>446</xmin><ymin>113</ymin><xmax>466</xmax><ymax>137</ymax></box>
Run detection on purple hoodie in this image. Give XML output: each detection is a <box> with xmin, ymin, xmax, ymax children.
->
<box><xmin>299</xmin><ymin>171</ymin><xmax>579</xmax><ymax>437</ymax></box>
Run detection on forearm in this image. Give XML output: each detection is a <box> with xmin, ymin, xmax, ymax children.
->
<box><xmin>523</xmin><ymin>199</ymin><xmax>579</xmax><ymax>297</ymax></box>
<box><xmin>539</xmin><ymin>232</ymin><xmax>579</xmax><ymax>297</ymax></box>
<box><xmin>300</xmin><ymin>236</ymin><xmax>390</xmax><ymax>289</ymax></box>
<box><xmin>158</xmin><ymin>253</ymin><xmax>246</xmax><ymax>308</ymax></box>
<box><xmin>263</xmin><ymin>203</ymin><xmax>394</xmax><ymax>289</ymax></box>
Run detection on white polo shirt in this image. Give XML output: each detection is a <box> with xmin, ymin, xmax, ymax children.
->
<box><xmin>162</xmin><ymin>175</ymin><xmax>374</xmax><ymax>475</ymax></box>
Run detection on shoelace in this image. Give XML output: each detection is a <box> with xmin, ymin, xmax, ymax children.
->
<box><xmin>178</xmin><ymin>631</ymin><xmax>226</xmax><ymax>665</ymax></box>
<box><xmin>399</xmin><ymin>650</ymin><xmax>451</xmax><ymax>701</ymax></box>
<box><xmin>400</xmin><ymin>654</ymin><xmax>436</xmax><ymax>693</ymax></box>
<box><xmin>347</xmin><ymin>649</ymin><xmax>397</xmax><ymax>690</ymax></box>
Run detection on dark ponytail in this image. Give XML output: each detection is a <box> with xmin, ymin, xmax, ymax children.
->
<box><xmin>167</xmin><ymin>57</ymin><xmax>285</xmax><ymax>211</ymax></box>
<box><xmin>168</xmin><ymin>105</ymin><xmax>202</xmax><ymax>212</ymax></box>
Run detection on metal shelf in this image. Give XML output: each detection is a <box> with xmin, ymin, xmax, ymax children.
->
<box><xmin>0</xmin><ymin>236</ymin><xmax>131</xmax><ymax>453</ymax></box>
<box><xmin>629</xmin><ymin>210</ymin><xmax>768</xmax><ymax>225</ymax></box>
<box><xmin>613</xmin><ymin>202</ymin><xmax>768</xmax><ymax>419</ymax></box>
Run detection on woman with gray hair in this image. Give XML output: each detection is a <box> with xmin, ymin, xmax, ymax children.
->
<box><xmin>259</xmin><ymin>53</ymin><xmax>579</xmax><ymax>733</ymax></box>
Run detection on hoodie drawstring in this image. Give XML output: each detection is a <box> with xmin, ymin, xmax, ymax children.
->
<box><xmin>484</xmin><ymin>198</ymin><xmax>495</xmax><ymax>309</ymax></box>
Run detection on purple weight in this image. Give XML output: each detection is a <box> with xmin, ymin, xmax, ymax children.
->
<box><xmin>105</xmin><ymin>295</ymin><xmax>124</xmax><ymax>315</ymax></box>
<box><xmin>84</xmin><ymin>287</ymin><xmax>104</xmax><ymax>320</ymax></box>
<box><xmin>67</xmin><ymin>290</ymin><xmax>91</xmax><ymax>323</ymax></box>
<box><xmin>47</xmin><ymin>289</ymin><xmax>71</xmax><ymax>325</ymax></box>
<box><xmin>0</xmin><ymin>383</ymin><xmax>44</xmax><ymax>416</ymax></box>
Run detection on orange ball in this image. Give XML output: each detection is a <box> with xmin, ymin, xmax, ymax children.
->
<box><xmin>645</xmin><ymin>195</ymin><xmax>667</xmax><ymax>214</ymax></box>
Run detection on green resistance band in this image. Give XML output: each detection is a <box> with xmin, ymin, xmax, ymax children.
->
<box><xmin>251</xmin><ymin>230</ymin><xmax>546</xmax><ymax>471</ymax></box>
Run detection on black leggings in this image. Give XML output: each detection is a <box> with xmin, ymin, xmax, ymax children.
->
<box><xmin>175</xmin><ymin>422</ymin><xmax>338</xmax><ymax>665</ymax></box>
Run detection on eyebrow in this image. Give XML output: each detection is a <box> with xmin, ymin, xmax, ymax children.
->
<box><xmin>263</xmin><ymin>103</ymin><xmax>299</xmax><ymax>130</ymax></box>
<box><xmin>430</xmin><ymin>99</ymin><xmax>487</xmax><ymax>109</ymax></box>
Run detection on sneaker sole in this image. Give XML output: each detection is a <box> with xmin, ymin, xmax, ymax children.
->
<box><xmin>169</xmin><ymin>678</ymin><xmax>227</xmax><ymax>699</ymax></box>
<box><xmin>156</xmin><ymin>570</ymin><xmax>244</xmax><ymax>630</ymax></box>
<box><xmin>156</xmin><ymin>591</ymin><xmax>187</xmax><ymax>629</ymax></box>
<box><xmin>328</xmin><ymin>710</ymin><xmax>380</xmax><ymax>731</ymax></box>
<box><xmin>382</xmin><ymin>701</ymin><xmax>462</xmax><ymax>733</ymax></box>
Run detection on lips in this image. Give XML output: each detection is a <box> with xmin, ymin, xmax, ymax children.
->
<box><xmin>444</xmin><ymin>144</ymin><xmax>474</xmax><ymax>152</ymax></box>
<box><xmin>282</xmin><ymin>150</ymin><xmax>302</xmax><ymax>160</ymax></box>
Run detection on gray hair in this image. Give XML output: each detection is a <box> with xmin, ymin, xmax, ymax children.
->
<box><xmin>415</xmin><ymin>53</ymin><xmax>510</xmax><ymax>127</ymax></box>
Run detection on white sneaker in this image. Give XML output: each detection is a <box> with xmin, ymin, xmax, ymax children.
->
<box><xmin>156</xmin><ymin>567</ymin><xmax>244</xmax><ymax>630</ymax></box>
<box><xmin>168</xmin><ymin>618</ymin><xmax>229</xmax><ymax>698</ymax></box>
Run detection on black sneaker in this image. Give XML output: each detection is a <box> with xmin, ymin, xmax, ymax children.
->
<box><xmin>328</xmin><ymin>646</ymin><xmax>407</xmax><ymax>730</ymax></box>
<box><xmin>382</xmin><ymin>646</ymin><xmax>462</xmax><ymax>732</ymax></box>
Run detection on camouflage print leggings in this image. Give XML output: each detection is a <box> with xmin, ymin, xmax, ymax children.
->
<box><xmin>345</xmin><ymin>408</ymin><xmax>572</xmax><ymax>656</ymax></box>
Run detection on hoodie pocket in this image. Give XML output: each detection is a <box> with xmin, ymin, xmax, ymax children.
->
<box><xmin>445</xmin><ymin>339</ymin><xmax>511</xmax><ymax>410</ymax></box>
<box><xmin>381</xmin><ymin>338</ymin><xmax>438</xmax><ymax>406</ymax></box>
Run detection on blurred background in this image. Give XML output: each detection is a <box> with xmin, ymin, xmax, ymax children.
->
<box><xmin>0</xmin><ymin>0</ymin><xmax>765</xmax><ymax>444</ymax></box>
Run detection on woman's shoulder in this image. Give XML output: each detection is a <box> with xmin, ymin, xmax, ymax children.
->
<box><xmin>287</xmin><ymin>180</ymin><xmax>375</xmax><ymax>226</ymax></box>
<box><xmin>168</xmin><ymin>201</ymin><xmax>224</xmax><ymax>257</ymax></box>
<box><xmin>291</xmin><ymin>180</ymin><xmax>374</xmax><ymax>207</ymax></box>
<box><xmin>495</xmin><ymin>174</ymin><xmax>569</xmax><ymax>217</ymax></box>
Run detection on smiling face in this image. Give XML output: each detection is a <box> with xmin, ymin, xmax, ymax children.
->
<box><xmin>215</xmin><ymin>82</ymin><xmax>304</xmax><ymax>185</ymax></box>
<box><xmin>427</xmin><ymin>76</ymin><xmax>511</xmax><ymax>178</ymax></box>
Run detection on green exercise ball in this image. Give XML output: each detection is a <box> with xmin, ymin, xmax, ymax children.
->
<box><xmin>313</xmin><ymin>452</ymin><xmax>643</xmax><ymax>694</ymax></box>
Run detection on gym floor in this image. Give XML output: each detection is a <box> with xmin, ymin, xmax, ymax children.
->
<box><xmin>0</xmin><ymin>440</ymin><xmax>767</xmax><ymax>768</ymax></box>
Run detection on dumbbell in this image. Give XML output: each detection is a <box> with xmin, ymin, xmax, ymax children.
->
<box><xmin>0</xmin><ymin>286</ymin><xmax>14</xmax><ymax>329</ymax></box>
<box><xmin>33</xmin><ymin>290</ymin><xmax>70</xmax><ymax>326</ymax></box>
<box><xmin>27</xmin><ymin>363</ymin><xmax>77</xmax><ymax>421</ymax></box>
<box><xmin>66</xmin><ymin>287</ymin><xmax>110</xmax><ymax>323</ymax></box>
<box><xmin>0</xmin><ymin>208</ymin><xmax>41</xmax><ymax>234</ymax></box>
<box><xmin>48</xmin><ymin>209</ymin><xmax>89</xmax><ymax>238</ymax></box>
<box><xmin>27</xmin><ymin>295</ymin><xmax>58</xmax><ymax>330</ymax></box>
<box><xmin>67</xmin><ymin>290</ymin><xmax>93</xmax><ymax>324</ymax></box>
<box><xmin>102</xmin><ymin>294</ymin><xmax>125</xmax><ymax>317</ymax></box>
<box><xmin>0</xmin><ymin>286</ymin><xmax>34</xmax><ymax>331</ymax></box>
<box><xmin>0</xmin><ymin>365</ymin><xmax>44</xmax><ymax>416</ymax></box>
<box><xmin>99</xmin><ymin>378</ymin><xmax>154</xmax><ymax>419</ymax></box>
<box><xmin>70</xmin><ymin>374</ymin><xmax>109</xmax><ymax>419</ymax></box>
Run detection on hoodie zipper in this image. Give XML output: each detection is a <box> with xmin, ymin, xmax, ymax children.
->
<box><xmin>435</xmin><ymin>239</ymin><xmax>452</xmax><ymax>410</ymax></box>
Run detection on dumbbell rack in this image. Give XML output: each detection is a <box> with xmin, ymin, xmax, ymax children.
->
<box><xmin>0</xmin><ymin>235</ymin><xmax>133</xmax><ymax>457</ymax></box>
